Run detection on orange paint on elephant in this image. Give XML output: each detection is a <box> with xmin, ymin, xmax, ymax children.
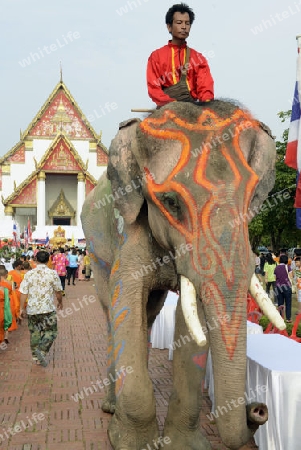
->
<box><xmin>112</xmin><ymin>284</ymin><xmax>121</xmax><ymax>308</ymax></box>
<box><xmin>111</xmin><ymin>259</ymin><xmax>120</xmax><ymax>276</ymax></box>
<box><xmin>140</xmin><ymin>108</ymin><xmax>260</xmax><ymax>358</ymax></box>
<box><xmin>113</xmin><ymin>342</ymin><xmax>124</xmax><ymax>361</ymax></box>
<box><xmin>114</xmin><ymin>309</ymin><xmax>129</xmax><ymax>333</ymax></box>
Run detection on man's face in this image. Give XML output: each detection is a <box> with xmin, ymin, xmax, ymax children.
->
<box><xmin>167</xmin><ymin>12</ymin><xmax>191</xmax><ymax>41</ymax></box>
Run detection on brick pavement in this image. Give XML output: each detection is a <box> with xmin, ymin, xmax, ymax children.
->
<box><xmin>0</xmin><ymin>281</ymin><xmax>257</xmax><ymax>450</ymax></box>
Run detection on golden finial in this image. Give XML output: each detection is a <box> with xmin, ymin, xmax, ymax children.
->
<box><xmin>33</xmin><ymin>157</ymin><xmax>38</xmax><ymax>170</ymax></box>
<box><xmin>60</xmin><ymin>61</ymin><xmax>63</xmax><ymax>83</ymax></box>
<box><xmin>14</xmin><ymin>180</ymin><xmax>17</xmax><ymax>191</ymax></box>
<box><xmin>20</xmin><ymin>129</ymin><xmax>23</xmax><ymax>140</ymax></box>
<box><xmin>1</xmin><ymin>195</ymin><xmax>4</xmax><ymax>205</ymax></box>
<box><xmin>85</xmin><ymin>159</ymin><xmax>89</xmax><ymax>171</ymax></box>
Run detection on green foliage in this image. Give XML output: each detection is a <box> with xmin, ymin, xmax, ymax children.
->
<box><xmin>259</xmin><ymin>315</ymin><xmax>301</xmax><ymax>337</ymax></box>
<box><xmin>248</xmin><ymin>110</ymin><xmax>301</xmax><ymax>250</ymax></box>
<box><xmin>0</xmin><ymin>244</ymin><xmax>23</xmax><ymax>261</ymax></box>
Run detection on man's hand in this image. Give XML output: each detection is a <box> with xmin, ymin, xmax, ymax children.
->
<box><xmin>57</xmin><ymin>300</ymin><xmax>63</xmax><ymax>310</ymax></box>
<box><xmin>55</xmin><ymin>291</ymin><xmax>63</xmax><ymax>310</ymax></box>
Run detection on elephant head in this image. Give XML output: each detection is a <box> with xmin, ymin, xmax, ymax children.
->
<box><xmin>104</xmin><ymin>100</ymin><xmax>281</xmax><ymax>448</ymax></box>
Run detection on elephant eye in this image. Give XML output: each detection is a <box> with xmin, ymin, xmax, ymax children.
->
<box><xmin>160</xmin><ymin>192</ymin><xmax>181</xmax><ymax>216</ymax></box>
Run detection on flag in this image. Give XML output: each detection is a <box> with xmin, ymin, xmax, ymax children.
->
<box><xmin>45</xmin><ymin>232</ymin><xmax>50</xmax><ymax>247</ymax></box>
<box><xmin>13</xmin><ymin>222</ymin><xmax>17</xmax><ymax>246</ymax></box>
<box><xmin>24</xmin><ymin>225</ymin><xmax>28</xmax><ymax>248</ymax></box>
<box><xmin>27</xmin><ymin>217</ymin><xmax>32</xmax><ymax>242</ymax></box>
<box><xmin>285</xmin><ymin>35</ymin><xmax>301</xmax><ymax>228</ymax></box>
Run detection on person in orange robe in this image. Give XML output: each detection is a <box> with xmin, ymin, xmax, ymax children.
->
<box><xmin>0</xmin><ymin>286</ymin><xmax>5</xmax><ymax>343</ymax></box>
<box><xmin>7</xmin><ymin>260</ymin><xmax>23</xmax><ymax>329</ymax></box>
<box><xmin>0</xmin><ymin>266</ymin><xmax>14</xmax><ymax>338</ymax></box>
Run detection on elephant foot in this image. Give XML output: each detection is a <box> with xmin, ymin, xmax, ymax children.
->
<box><xmin>101</xmin><ymin>393</ymin><xmax>116</xmax><ymax>414</ymax></box>
<box><xmin>162</xmin><ymin>426</ymin><xmax>211</xmax><ymax>450</ymax></box>
<box><xmin>108</xmin><ymin>412</ymin><xmax>159</xmax><ymax>450</ymax></box>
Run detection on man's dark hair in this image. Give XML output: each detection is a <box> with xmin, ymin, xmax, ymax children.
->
<box><xmin>36</xmin><ymin>250</ymin><xmax>50</xmax><ymax>264</ymax></box>
<box><xmin>13</xmin><ymin>259</ymin><xmax>23</xmax><ymax>269</ymax></box>
<box><xmin>279</xmin><ymin>254</ymin><xmax>288</xmax><ymax>264</ymax></box>
<box><xmin>165</xmin><ymin>3</ymin><xmax>195</xmax><ymax>25</ymax></box>
<box><xmin>295</xmin><ymin>257</ymin><xmax>301</xmax><ymax>262</ymax></box>
<box><xmin>0</xmin><ymin>266</ymin><xmax>8</xmax><ymax>278</ymax></box>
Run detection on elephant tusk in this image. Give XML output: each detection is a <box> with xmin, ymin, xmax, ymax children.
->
<box><xmin>180</xmin><ymin>275</ymin><xmax>207</xmax><ymax>347</ymax></box>
<box><xmin>249</xmin><ymin>274</ymin><xmax>286</xmax><ymax>330</ymax></box>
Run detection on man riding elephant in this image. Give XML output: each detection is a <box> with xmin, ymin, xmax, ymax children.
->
<box><xmin>147</xmin><ymin>3</ymin><xmax>214</xmax><ymax>106</ymax></box>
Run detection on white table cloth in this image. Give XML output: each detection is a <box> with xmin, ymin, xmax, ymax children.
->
<box><xmin>150</xmin><ymin>291</ymin><xmax>178</xmax><ymax>360</ymax></box>
<box><xmin>247</xmin><ymin>334</ymin><xmax>301</xmax><ymax>450</ymax></box>
<box><xmin>204</xmin><ymin>321</ymin><xmax>263</xmax><ymax>412</ymax></box>
<box><xmin>246</xmin><ymin>320</ymin><xmax>264</xmax><ymax>335</ymax></box>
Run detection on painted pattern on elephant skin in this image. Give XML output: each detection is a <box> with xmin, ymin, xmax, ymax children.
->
<box><xmin>141</xmin><ymin>109</ymin><xmax>259</xmax><ymax>359</ymax></box>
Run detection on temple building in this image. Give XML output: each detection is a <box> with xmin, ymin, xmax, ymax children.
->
<box><xmin>0</xmin><ymin>78</ymin><xmax>108</xmax><ymax>243</ymax></box>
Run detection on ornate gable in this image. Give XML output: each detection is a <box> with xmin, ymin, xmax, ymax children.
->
<box><xmin>86</xmin><ymin>178</ymin><xmax>96</xmax><ymax>195</ymax></box>
<box><xmin>29</xmin><ymin>88</ymin><xmax>94</xmax><ymax>139</ymax></box>
<box><xmin>5</xmin><ymin>177</ymin><xmax>37</xmax><ymax>206</ymax></box>
<box><xmin>97</xmin><ymin>145</ymin><xmax>109</xmax><ymax>166</ymax></box>
<box><xmin>8</xmin><ymin>144</ymin><xmax>25</xmax><ymax>163</ymax></box>
<box><xmin>21</xmin><ymin>81</ymin><xmax>100</xmax><ymax>141</ymax></box>
<box><xmin>39</xmin><ymin>135</ymin><xmax>85</xmax><ymax>173</ymax></box>
<box><xmin>49</xmin><ymin>190</ymin><xmax>75</xmax><ymax>218</ymax></box>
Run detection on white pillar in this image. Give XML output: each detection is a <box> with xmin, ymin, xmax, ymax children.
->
<box><xmin>77</xmin><ymin>172</ymin><xmax>85</xmax><ymax>226</ymax></box>
<box><xmin>37</xmin><ymin>171</ymin><xmax>46</xmax><ymax>227</ymax></box>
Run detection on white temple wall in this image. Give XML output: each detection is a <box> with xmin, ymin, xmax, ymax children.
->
<box><xmin>32</xmin><ymin>139</ymin><xmax>52</xmax><ymax>163</ymax></box>
<box><xmin>71</xmin><ymin>140</ymin><xmax>89</xmax><ymax>158</ymax></box>
<box><xmin>1</xmin><ymin>173</ymin><xmax>14</xmax><ymax>203</ymax></box>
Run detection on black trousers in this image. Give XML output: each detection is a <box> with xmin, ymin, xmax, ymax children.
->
<box><xmin>67</xmin><ymin>267</ymin><xmax>77</xmax><ymax>284</ymax></box>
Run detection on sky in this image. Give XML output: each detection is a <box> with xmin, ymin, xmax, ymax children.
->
<box><xmin>0</xmin><ymin>0</ymin><xmax>301</xmax><ymax>155</ymax></box>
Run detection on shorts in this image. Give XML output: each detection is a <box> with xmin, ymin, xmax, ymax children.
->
<box><xmin>255</xmin><ymin>267</ymin><xmax>261</xmax><ymax>274</ymax></box>
<box><xmin>298</xmin><ymin>289</ymin><xmax>301</xmax><ymax>303</ymax></box>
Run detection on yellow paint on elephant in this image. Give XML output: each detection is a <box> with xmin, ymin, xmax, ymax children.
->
<box><xmin>111</xmin><ymin>259</ymin><xmax>120</xmax><ymax>276</ymax></box>
<box><xmin>114</xmin><ymin>309</ymin><xmax>129</xmax><ymax>332</ymax></box>
<box><xmin>112</xmin><ymin>284</ymin><xmax>121</xmax><ymax>308</ymax></box>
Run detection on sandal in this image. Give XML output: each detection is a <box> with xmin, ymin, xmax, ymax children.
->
<box><xmin>286</xmin><ymin>319</ymin><xmax>292</xmax><ymax>323</ymax></box>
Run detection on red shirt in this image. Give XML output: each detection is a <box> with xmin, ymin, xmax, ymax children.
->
<box><xmin>147</xmin><ymin>41</ymin><xmax>214</xmax><ymax>106</ymax></box>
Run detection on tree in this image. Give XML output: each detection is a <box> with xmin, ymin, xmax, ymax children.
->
<box><xmin>248</xmin><ymin>111</ymin><xmax>301</xmax><ymax>250</ymax></box>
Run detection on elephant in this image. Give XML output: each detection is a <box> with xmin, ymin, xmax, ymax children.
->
<box><xmin>81</xmin><ymin>100</ymin><xmax>285</xmax><ymax>450</ymax></box>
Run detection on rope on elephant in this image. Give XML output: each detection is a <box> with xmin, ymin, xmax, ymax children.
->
<box><xmin>131</xmin><ymin>108</ymin><xmax>156</xmax><ymax>113</ymax></box>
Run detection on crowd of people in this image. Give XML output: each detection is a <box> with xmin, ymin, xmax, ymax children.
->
<box><xmin>254</xmin><ymin>249</ymin><xmax>301</xmax><ymax>323</ymax></box>
<box><xmin>0</xmin><ymin>245</ymin><xmax>92</xmax><ymax>362</ymax></box>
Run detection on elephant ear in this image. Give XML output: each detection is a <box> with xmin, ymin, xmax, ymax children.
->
<box><xmin>247</xmin><ymin>122</ymin><xmax>276</xmax><ymax>213</ymax></box>
<box><xmin>107</xmin><ymin>118</ymin><xmax>144</xmax><ymax>224</ymax></box>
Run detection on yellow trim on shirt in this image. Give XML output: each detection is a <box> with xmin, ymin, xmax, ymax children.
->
<box><xmin>171</xmin><ymin>47</ymin><xmax>177</xmax><ymax>84</ymax></box>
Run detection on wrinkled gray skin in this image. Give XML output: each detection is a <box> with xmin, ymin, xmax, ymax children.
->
<box><xmin>81</xmin><ymin>101</ymin><xmax>276</xmax><ymax>450</ymax></box>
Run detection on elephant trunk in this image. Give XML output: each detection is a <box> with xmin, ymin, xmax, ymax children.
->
<box><xmin>179</xmin><ymin>273</ymin><xmax>277</xmax><ymax>447</ymax></box>
<box><xmin>246</xmin><ymin>402</ymin><xmax>268</xmax><ymax>430</ymax></box>
<box><xmin>202</xmin><ymin>284</ymin><xmax>267</xmax><ymax>449</ymax></box>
